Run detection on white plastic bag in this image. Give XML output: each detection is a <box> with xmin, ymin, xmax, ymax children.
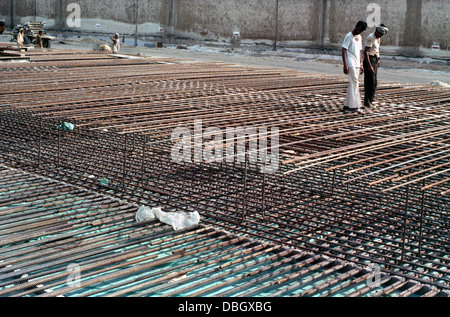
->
<box><xmin>181</xmin><ymin>211</ymin><xmax>201</xmax><ymax>228</ymax></box>
<box><xmin>135</xmin><ymin>206</ymin><xmax>200</xmax><ymax>230</ymax></box>
<box><xmin>135</xmin><ymin>205</ymin><xmax>156</xmax><ymax>222</ymax></box>
<box><xmin>158</xmin><ymin>211</ymin><xmax>201</xmax><ymax>231</ymax></box>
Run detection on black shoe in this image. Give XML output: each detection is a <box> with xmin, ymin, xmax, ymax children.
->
<box><xmin>343</xmin><ymin>106</ymin><xmax>350</xmax><ymax>112</ymax></box>
<box><xmin>349</xmin><ymin>108</ymin><xmax>364</xmax><ymax>114</ymax></box>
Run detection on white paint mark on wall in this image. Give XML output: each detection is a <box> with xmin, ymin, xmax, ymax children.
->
<box><xmin>67</xmin><ymin>3</ymin><xmax>81</xmax><ymax>28</ymax></box>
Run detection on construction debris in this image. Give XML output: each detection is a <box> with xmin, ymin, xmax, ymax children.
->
<box><xmin>57</xmin><ymin>122</ymin><xmax>75</xmax><ymax>131</ymax></box>
<box><xmin>136</xmin><ymin>206</ymin><xmax>201</xmax><ymax>230</ymax></box>
<box><xmin>429</xmin><ymin>80</ymin><xmax>450</xmax><ymax>88</ymax></box>
<box><xmin>99</xmin><ymin>44</ymin><xmax>112</xmax><ymax>53</ymax></box>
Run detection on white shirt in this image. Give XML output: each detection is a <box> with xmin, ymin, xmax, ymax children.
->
<box><xmin>17</xmin><ymin>32</ymin><xmax>24</xmax><ymax>46</ymax></box>
<box><xmin>342</xmin><ymin>32</ymin><xmax>363</xmax><ymax>68</ymax></box>
<box><xmin>365</xmin><ymin>33</ymin><xmax>380</xmax><ymax>56</ymax></box>
<box><xmin>112</xmin><ymin>38</ymin><xmax>120</xmax><ymax>53</ymax></box>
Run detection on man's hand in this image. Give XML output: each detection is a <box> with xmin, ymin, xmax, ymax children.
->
<box><xmin>343</xmin><ymin>65</ymin><xmax>349</xmax><ymax>74</ymax></box>
<box><xmin>360</xmin><ymin>64</ymin><xmax>364</xmax><ymax>74</ymax></box>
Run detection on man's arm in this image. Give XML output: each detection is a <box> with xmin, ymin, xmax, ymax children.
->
<box><xmin>342</xmin><ymin>48</ymin><xmax>349</xmax><ymax>74</ymax></box>
<box><xmin>360</xmin><ymin>52</ymin><xmax>364</xmax><ymax>74</ymax></box>
<box><xmin>363</xmin><ymin>46</ymin><xmax>373</xmax><ymax>74</ymax></box>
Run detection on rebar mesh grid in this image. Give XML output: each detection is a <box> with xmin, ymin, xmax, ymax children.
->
<box><xmin>0</xmin><ymin>165</ymin><xmax>447</xmax><ymax>297</ymax></box>
<box><xmin>0</xmin><ymin>50</ymin><xmax>448</xmax><ymax>293</ymax></box>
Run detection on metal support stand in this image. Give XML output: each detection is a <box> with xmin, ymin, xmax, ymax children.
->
<box><xmin>400</xmin><ymin>173</ymin><xmax>411</xmax><ymax>263</ymax></box>
<box><xmin>240</xmin><ymin>152</ymin><xmax>249</xmax><ymax>223</ymax></box>
<box><xmin>57</xmin><ymin>120</ymin><xmax>61</xmax><ymax>166</ymax></box>
<box><xmin>418</xmin><ymin>179</ymin><xmax>426</xmax><ymax>257</ymax></box>
<box><xmin>261</xmin><ymin>167</ymin><xmax>267</xmax><ymax>220</ymax></box>
<box><xmin>38</xmin><ymin>115</ymin><xmax>42</xmax><ymax>167</ymax></box>
<box><xmin>123</xmin><ymin>134</ymin><xmax>128</xmax><ymax>190</ymax></box>
<box><xmin>331</xmin><ymin>168</ymin><xmax>336</xmax><ymax>196</ymax></box>
<box><xmin>141</xmin><ymin>135</ymin><xmax>146</xmax><ymax>183</ymax></box>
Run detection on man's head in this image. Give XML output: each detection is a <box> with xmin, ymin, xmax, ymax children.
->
<box><xmin>38</xmin><ymin>30</ymin><xmax>43</xmax><ymax>35</ymax></box>
<box><xmin>354</xmin><ymin>21</ymin><xmax>368</xmax><ymax>35</ymax></box>
<box><xmin>375</xmin><ymin>24</ymin><xmax>389</xmax><ymax>38</ymax></box>
<box><xmin>0</xmin><ymin>21</ymin><xmax>6</xmax><ymax>34</ymax></box>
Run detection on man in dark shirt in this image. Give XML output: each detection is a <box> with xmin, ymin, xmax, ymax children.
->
<box><xmin>363</xmin><ymin>24</ymin><xmax>389</xmax><ymax>109</ymax></box>
<box><xmin>35</xmin><ymin>30</ymin><xmax>44</xmax><ymax>49</ymax></box>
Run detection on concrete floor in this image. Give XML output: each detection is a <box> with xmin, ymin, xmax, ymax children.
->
<box><xmin>1</xmin><ymin>33</ymin><xmax>449</xmax><ymax>86</ymax></box>
<box><xmin>116</xmin><ymin>45</ymin><xmax>450</xmax><ymax>86</ymax></box>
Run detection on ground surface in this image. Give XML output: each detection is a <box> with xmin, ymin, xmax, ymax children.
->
<box><xmin>2</xmin><ymin>34</ymin><xmax>449</xmax><ymax>86</ymax></box>
<box><xmin>0</xmin><ymin>34</ymin><xmax>449</xmax><ymax>298</ymax></box>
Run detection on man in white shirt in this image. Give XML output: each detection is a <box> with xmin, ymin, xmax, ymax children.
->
<box><xmin>342</xmin><ymin>21</ymin><xmax>368</xmax><ymax>113</ymax></box>
<box><xmin>17</xmin><ymin>28</ymin><xmax>24</xmax><ymax>47</ymax></box>
<box><xmin>111</xmin><ymin>33</ymin><xmax>120</xmax><ymax>53</ymax></box>
<box><xmin>364</xmin><ymin>24</ymin><xmax>389</xmax><ymax>108</ymax></box>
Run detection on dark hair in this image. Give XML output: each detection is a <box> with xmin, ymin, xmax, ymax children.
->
<box><xmin>356</xmin><ymin>21</ymin><xmax>368</xmax><ymax>31</ymax></box>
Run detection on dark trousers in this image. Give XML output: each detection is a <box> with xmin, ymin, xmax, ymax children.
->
<box><xmin>364</xmin><ymin>55</ymin><xmax>379</xmax><ymax>107</ymax></box>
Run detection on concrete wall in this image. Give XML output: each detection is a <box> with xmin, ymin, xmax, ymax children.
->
<box><xmin>174</xmin><ymin>0</ymin><xmax>276</xmax><ymax>40</ymax></box>
<box><xmin>328</xmin><ymin>0</ymin><xmax>408</xmax><ymax>47</ymax></box>
<box><xmin>1</xmin><ymin>0</ymin><xmax>448</xmax><ymax>51</ymax></box>
<box><xmin>422</xmin><ymin>0</ymin><xmax>449</xmax><ymax>49</ymax></box>
<box><xmin>171</xmin><ymin>0</ymin><xmax>320</xmax><ymax>42</ymax></box>
<box><xmin>0</xmin><ymin>0</ymin><xmax>165</xmax><ymax>33</ymax></box>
